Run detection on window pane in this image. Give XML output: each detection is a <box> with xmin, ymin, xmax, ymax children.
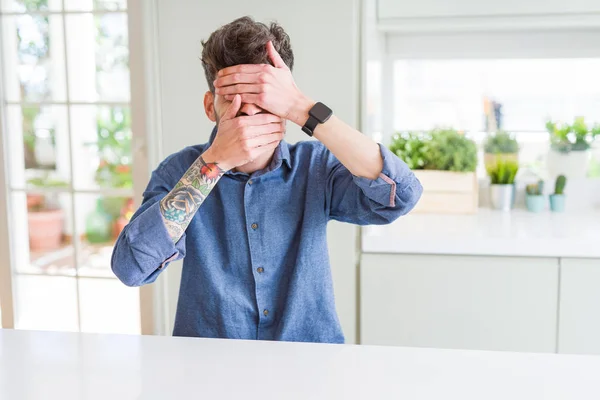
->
<box><xmin>65</xmin><ymin>13</ymin><xmax>130</xmax><ymax>102</ymax></box>
<box><xmin>5</xmin><ymin>105</ymin><xmax>71</xmax><ymax>189</ymax></box>
<box><xmin>12</xmin><ymin>192</ymin><xmax>76</xmax><ymax>276</ymax></box>
<box><xmin>0</xmin><ymin>0</ymin><xmax>62</xmax><ymax>12</ymax></box>
<box><xmin>75</xmin><ymin>194</ymin><xmax>134</xmax><ymax>277</ymax></box>
<box><xmin>64</xmin><ymin>0</ymin><xmax>127</xmax><ymax>11</ymax></box>
<box><xmin>71</xmin><ymin>106</ymin><xmax>132</xmax><ymax>190</ymax></box>
<box><xmin>393</xmin><ymin>59</ymin><xmax>600</xmax><ymax>133</ymax></box>
<box><xmin>15</xmin><ymin>275</ymin><xmax>78</xmax><ymax>332</ymax></box>
<box><xmin>1</xmin><ymin>14</ymin><xmax>66</xmax><ymax>102</ymax></box>
<box><xmin>79</xmin><ymin>278</ymin><xmax>139</xmax><ymax>334</ymax></box>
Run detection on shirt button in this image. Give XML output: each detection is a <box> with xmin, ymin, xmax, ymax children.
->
<box><xmin>251</xmin><ymin>223</ymin><xmax>258</xmax><ymax>230</ymax></box>
<box><xmin>263</xmin><ymin>309</ymin><xmax>269</xmax><ymax>317</ymax></box>
<box><xmin>257</xmin><ymin>267</ymin><xmax>264</xmax><ymax>273</ymax></box>
<box><xmin>248</xmin><ymin>180</ymin><xmax>253</xmax><ymax>185</ymax></box>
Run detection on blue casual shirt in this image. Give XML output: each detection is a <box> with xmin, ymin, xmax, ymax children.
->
<box><xmin>111</xmin><ymin>127</ymin><xmax>422</xmax><ymax>343</ymax></box>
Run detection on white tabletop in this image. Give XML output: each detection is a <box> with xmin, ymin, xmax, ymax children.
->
<box><xmin>362</xmin><ymin>209</ymin><xmax>600</xmax><ymax>258</ymax></box>
<box><xmin>1</xmin><ymin>329</ymin><xmax>600</xmax><ymax>399</ymax></box>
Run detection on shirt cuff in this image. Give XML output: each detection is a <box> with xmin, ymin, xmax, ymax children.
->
<box><xmin>353</xmin><ymin>143</ymin><xmax>416</xmax><ymax>208</ymax></box>
<box><xmin>125</xmin><ymin>201</ymin><xmax>186</xmax><ymax>271</ymax></box>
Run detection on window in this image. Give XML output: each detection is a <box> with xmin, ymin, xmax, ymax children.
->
<box><xmin>390</xmin><ymin>58</ymin><xmax>600</xmax><ymax>177</ymax></box>
<box><xmin>393</xmin><ymin>58</ymin><xmax>600</xmax><ymax>133</ymax></box>
<box><xmin>0</xmin><ymin>0</ymin><xmax>140</xmax><ymax>333</ymax></box>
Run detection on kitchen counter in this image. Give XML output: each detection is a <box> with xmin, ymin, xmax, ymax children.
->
<box><xmin>1</xmin><ymin>329</ymin><xmax>600</xmax><ymax>399</ymax></box>
<box><xmin>362</xmin><ymin>209</ymin><xmax>600</xmax><ymax>258</ymax></box>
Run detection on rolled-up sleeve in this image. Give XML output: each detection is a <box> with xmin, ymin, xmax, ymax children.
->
<box><xmin>111</xmin><ymin>164</ymin><xmax>186</xmax><ymax>287</ymax></box>
<box><xmin>325</xmin><ymin>143</ymin><xmax>423</xmax><ymax>225</ymax></box>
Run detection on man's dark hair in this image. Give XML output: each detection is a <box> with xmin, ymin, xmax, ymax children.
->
<box><xmin>201</xmin><ymin>16</ymin><xmax>294</xmax><ymax>92</ymax></box>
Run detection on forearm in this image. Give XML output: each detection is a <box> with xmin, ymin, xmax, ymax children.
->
<box><xmin>290</xmin><ymin>98</ymin><xmax>383</xmax><ymax>180</ymax></box>
<box><xmin>159</xmin><ymin>149</ymin><xmax>224</xmax><ymax>242</ymax></box>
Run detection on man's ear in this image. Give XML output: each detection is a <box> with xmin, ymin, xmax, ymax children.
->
<box><xmin>204</xmin><ymin>91</ymin><xmax>216</xmax><ymax>122</ymax></box>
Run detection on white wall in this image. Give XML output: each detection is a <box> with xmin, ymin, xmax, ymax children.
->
<box><xmin>153</xmin><ymin>0</ymin><xmax>361</xmax><ymax>343</ymax></box>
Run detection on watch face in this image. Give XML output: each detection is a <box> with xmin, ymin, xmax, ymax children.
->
<box><xmin>310</xmin><ymin>102</ymin><xmax>333</xmax><ymax>123</ymax></box>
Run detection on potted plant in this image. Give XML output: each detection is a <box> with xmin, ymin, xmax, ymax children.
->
<box><xmin>483</xmin><ymin>130</ymin><xmax>519</xmax><ymax>170</ymax></box>
<box><xmin>389</xmin><ymin>128</ymin><xmax>478</xmax><ymax>214</ymax></box>
<box><xmin>549</xmin><ymin>175</ymin><xmax>567</xmax><ymax>212</ymax></box>
<box><xmin>525</xmin><ymin>180</ymin><xmax>545</xmax><ymax>213</ymax></box>
<box><xmin>85</xmin><ymin>108</ymin><xmax>134</xmax><ymax>240</ymax></box>
<box><xmin>486</xmin><ymin>160</ymin><xmax>519</xmax><ymax>211</ymax></box>
<box><xmin>546</xmin><ymin>117</ymin><xmax>600</xmax><ymax>180</ymax></box>
<box><xmin>27</xmin><ymin>176</ymin><xmax>68</xmax><ymax>252</ymax></box>
<box><xmin>388</xmin><ymin>131</ymin><xmax>428</xmax><ymax>170</ymax></box>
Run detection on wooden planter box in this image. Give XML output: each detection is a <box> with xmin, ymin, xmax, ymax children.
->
<box><xmin>412</xmin><ymin>170</ymin><xmax>478</xmax><ymax>214</ymax></box>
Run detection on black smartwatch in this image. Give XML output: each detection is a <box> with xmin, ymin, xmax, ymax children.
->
<box><xmin>302</xmin><ymin>102</ymin><xmax>333</xmax><ymax>136</ymax></box>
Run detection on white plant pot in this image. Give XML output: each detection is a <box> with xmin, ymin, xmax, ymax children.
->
<box><xmin>547</xmin><ymin>149</ymin><xmax>589</xmax><ymax>181</ymax></box>
<box><xmin>489</xmin><ymin>184</ymin><xmax>515</xmax><ymax>212</ymax></box>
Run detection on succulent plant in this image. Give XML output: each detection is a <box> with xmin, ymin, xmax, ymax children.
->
<box><xmin>554</xmin><ymin>175</ymin><xmax>567</xmax><ymax>195</ymax></box>
<box><xmin>526</xmin><ymin>180</ymin><xmax>544</xmax><ymax>196</ymax></box>
<box><xmin>486</xmin><ymin>160</ymin><xmax>519</xmax><ymax>184</ymax></box>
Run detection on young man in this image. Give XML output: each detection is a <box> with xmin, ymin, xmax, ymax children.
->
<box><xmin>112</xmin><ymin>16</ymin><xmax>422</xmax><ymax>343</ymax></box>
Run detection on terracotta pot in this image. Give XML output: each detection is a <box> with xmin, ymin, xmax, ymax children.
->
<box><xmin>28</xmin><ymin>209</ymin><xmax>64</xmax><ymax>252</ymax></box>
<box><xmin>113</xmin><ymin>217</ymin><xmax>129</xmax><ymax>239</ymax></box>
<box><xmin>27</xmin><ymin>194</ymin><xmax>44</xmax><ymax>209</ymax></box>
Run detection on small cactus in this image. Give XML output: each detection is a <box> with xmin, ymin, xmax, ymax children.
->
<box><xmin>554</xmin><ymin>175</ymin><xmax>567</xmax><ymax>195</ymax></box>
<box><xmin>526</xmin><ymin>179</ymin><xmax>545</xmax><ymax>196</ymax></box>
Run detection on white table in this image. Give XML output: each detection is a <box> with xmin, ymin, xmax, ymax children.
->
<box><xmin>1</xmin><ymin>330</ymin><xmax>600</xmax><ymax>399</ymax></box>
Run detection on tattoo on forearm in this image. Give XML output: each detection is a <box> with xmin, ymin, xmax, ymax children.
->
<box><xmin>160</xmin><ymin>156</ymin><xmax>224</xmax><ymax>242</ymax></box>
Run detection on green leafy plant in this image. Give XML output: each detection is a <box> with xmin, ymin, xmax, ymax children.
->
<box><xmin>389</xmin><ymin>128</ymin><xmax>478</xmax><ymax>172</ymax></box>
<box><xmin>486</xmin><ymin>160</ymin><xmax>519</xmax><ymax>184</ymax></box>
<box><xmin>93</xmin><ymin>107</ymin><xmax>132</xmax><ymax>189</ymax></box>
<box><xmin>547</xmin><ymin>117</ymin><xmax>598</xmax><ymax>152</ymax></box>
<box><xmin>388</xmin><ymin>132</ymin><xmax>428</xmax><ymax>170</ymax></box>
<box><xmin>554</xmin><ymin>175</ymin><xmax>567</xmax><ymax>195</ymax></box>
<box><xmin>526</xmin><ymin>180</ymin><xmax>545</xmax><ymax>196</ymax></box>
<box><xmin>484</xmin><ymin>130</ymin><xmax>519</xmax><ymax>154</ymax></box>
<box><xmin>425</xmin><ymin>128</ymin><xmax>478</xmax><ymax>172</ymax></box>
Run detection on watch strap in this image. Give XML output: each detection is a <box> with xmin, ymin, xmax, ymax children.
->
<box><xmin>301</xmin><ymin>115</ymin><xmax>319</xmax><ymax>137</ymax></box>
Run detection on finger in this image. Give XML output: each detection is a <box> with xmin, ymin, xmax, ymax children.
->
<box><xmin>214</xmin><ymin>73</ymin><xmax>262</xmax><ymax>88</ymax></box>
<box><xmin>221</xmin><ymin>94</ymin><xmax>241</xmax><ymax>121</ymax></box>
<box><xmin>235</xmin><ymin>114</ymin><xmax>281</xmax><ymax>127</ymax></box>
<box><xmin>215</xmin><ymin>84</ymin><xmax>264</xmax><ymax>96</ymax></box>
<box><xmin>218</xmin><ymin>64</ymin><xmax>269</xmax><ymax>77</ymax></box>
<box><xmin>246</xmin><ymin>132</ymin><xmax>284</xmax><ymax>149</ymax></box>
<box><xmin>249</xmin><ymin>138</ymin><xmax>282</xmax><ymax>159</ymax></box>
<box><xmin>267</xmin><ymin>41</ymin><xmax>287</xmax><ymax>69</ymax></box>
<box><xmin>224</xmin><ymin>94</ymin><xmax>261</xmax><ymax>105</ymax></box>
<box><xmin>242</xmin><ymin>122</ymin><xmax>285</xmax><ymax>138</ymax></box>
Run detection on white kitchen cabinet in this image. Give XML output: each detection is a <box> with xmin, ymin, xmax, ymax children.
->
<box><xmin>558</xmin><ymin>258</ymin><xmax>600</xmax><ymax>355</ymax></box>
<box><xmin>360</xmin><ymin>254</ymin><xmax>558</xmax><ymax>352</ymax></box>
<box><xmin>377</xmin><ymin>0</ymin><xmax>600</xmax><ymax>19</ymax></box>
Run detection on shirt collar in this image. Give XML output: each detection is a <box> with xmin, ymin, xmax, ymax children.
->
<box><xmin>208</xmin><ymin>125</ymin><xmax>291</xmax><ymax>172</ymax></box>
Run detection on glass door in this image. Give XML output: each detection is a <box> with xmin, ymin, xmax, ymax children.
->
<box><xmin>0</xmin><ymin>0</ymin><xmax>141</xmax><ymax>334</ymax></box>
